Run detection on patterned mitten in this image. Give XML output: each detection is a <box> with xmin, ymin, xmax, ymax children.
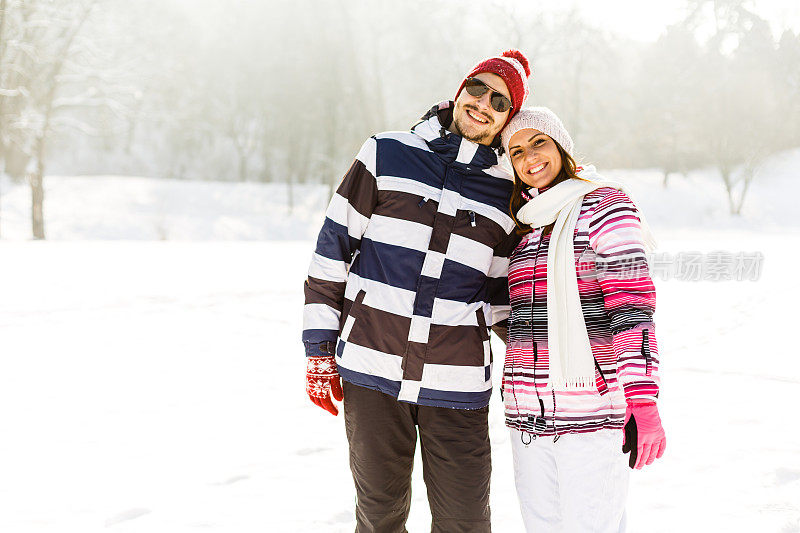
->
<box><xmin>306</xmin><ymin>354</ymin><xmax>343</xmax><ymax>416</ymax></box>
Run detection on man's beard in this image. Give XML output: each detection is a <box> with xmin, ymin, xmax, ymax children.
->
<box><xmin>452</xmin><ymin>105</ymin><xmax>496</xmax><ymax>144</ymax></box>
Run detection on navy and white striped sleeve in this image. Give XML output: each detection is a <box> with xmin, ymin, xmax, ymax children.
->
<box><xmin>302</xmin><ymin>137</ymin><xmax>378</xmax><ymax>356</ymax></box>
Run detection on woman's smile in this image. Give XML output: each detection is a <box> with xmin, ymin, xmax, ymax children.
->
<box><xmin>525</xmin><ymin>162</ymin><xmax>547</xmax><ymax>175</ymax></box>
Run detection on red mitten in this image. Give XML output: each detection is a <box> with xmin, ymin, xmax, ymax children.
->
<box><xmin>306</xmin><ymin>355</ymin><xmax>343</xmax><ymax>416</ymax></box>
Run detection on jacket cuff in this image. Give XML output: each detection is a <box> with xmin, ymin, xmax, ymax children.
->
<box><xmin>305</xmin><ymin>341</ymin><xmax>337</xmax><ymax>358</ymax></box>
<box><xmin>621</xmin><ymin>380</ymin><xmax>659</xmax><ymax>402</ymax></box>
<box><xmin>626</xmin><ymin>398</ymin><xmax>657</xmax><ymax>406</ymax></box>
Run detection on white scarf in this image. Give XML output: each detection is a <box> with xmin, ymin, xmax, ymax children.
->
<box><xmin>515</xmin><ymin>165</ymin><xmax>656</xmax><ymax>390</ymax></box>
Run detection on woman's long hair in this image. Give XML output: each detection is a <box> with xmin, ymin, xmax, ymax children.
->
<box><xmin>509</xmin><ymin>140</ymin><xmax>580</xmax><ymax>236</ymax></box>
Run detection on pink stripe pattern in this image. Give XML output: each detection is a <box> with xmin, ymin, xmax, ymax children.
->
<box><xmin>504</xmin><ymin>187</ymin><xmax>660</xmax><ymax>437</ymax></box>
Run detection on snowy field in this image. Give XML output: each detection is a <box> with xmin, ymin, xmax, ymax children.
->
<box><xmin>0</xmin><ymin>235</ymin><xmax>798</xmax><ymax>532</ymax></box>
<box><xmin>1</xmin><ymin>156</ymin><xmax>799</xmax><ymax>531</ymax></box>
<box><xmin>0</xmin><ymin>177</ymin><xmax>330</xmax><ymax>241</ymax></box>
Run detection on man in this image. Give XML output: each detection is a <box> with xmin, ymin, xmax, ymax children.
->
<box><xmin>303</xmin><ymin>50</ymin><xmax>531</xmax><ymax>532</ymax></box>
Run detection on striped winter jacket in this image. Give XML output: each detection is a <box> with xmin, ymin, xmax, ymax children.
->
<box><xmin>503</xmin><ymin>183</ymin><xmax>660</xmax><ymax>436</ymax></box>
<box><xmin>303</xmin><ymin>103</ymin><xmax>520</xmax><ymax>409</ymax></box>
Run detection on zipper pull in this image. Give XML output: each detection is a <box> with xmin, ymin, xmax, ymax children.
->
<box><xmin>468</xmin><ymin>210</ymin><xmax>476</xmax><ymax>227</ymax></box>
<box><xmin>418</xmin><ymin>197</ymin><xmax>428</xmax><ymax>208</ymax></box>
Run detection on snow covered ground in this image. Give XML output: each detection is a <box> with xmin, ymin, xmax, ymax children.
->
<box><xmin>0</xmin><ymin>154</ymin><xmax>798</xmax><ymax>531</ymax></box>
<box><xmin>0</xmin><ymin>177</ymin><xmax>330</xmax><ymax>241</ymax></box>
<box><xmin>0</xmin><ymin>235</ymin><xmax>797</xmax><ymax>532</ymax></box>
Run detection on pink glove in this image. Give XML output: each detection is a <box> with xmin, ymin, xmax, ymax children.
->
<box><xmin>306</xmin><ymin>355</ymin><xmax>343</xmax><ymax>416</ymax></box>
<box><xmin>622</xmin><ymin>401</ymin><xmax>666</xmax><ymax>469</ymax></box>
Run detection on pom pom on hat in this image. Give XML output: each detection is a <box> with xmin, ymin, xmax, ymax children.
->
<box><xmin>502</xmin><ymin>49</ymin><xmax>530</xmax><ymax>77</ymax></box>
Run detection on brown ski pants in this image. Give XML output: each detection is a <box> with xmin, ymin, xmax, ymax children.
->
<box><xmin>343</xmin><ymin>381</ymin><xmax>492</xmax><ymax>533</ymax></box>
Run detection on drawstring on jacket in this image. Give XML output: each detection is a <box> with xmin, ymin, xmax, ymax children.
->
<box><xmin>514</xmin><ymin>233</ymin><xmax>548</xmax><ymax>445</ymax></box>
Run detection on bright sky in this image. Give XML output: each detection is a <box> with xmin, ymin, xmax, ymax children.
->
<box><xmin>566</xmin><ymin>0</ymin><xmax>800</xmax><ymax>41</ymax></box>
<box><xmin>172</xmin><ymin>0</ymin><xmax>800</xmax><ymax>43</ymax></box>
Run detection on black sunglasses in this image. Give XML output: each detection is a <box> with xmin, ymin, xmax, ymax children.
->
<box><xmin>464</xmin><ymin>77</ymin><xmax>513</xmax><ymax>113</ymax></box>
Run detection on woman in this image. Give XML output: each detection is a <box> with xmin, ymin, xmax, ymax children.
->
<box><xmin>499</xmin><ymin>107</ymin><xmax>666</xmax><ymax>532</ymax></box>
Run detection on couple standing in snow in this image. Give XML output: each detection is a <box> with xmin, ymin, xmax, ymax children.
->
<box><xmin>302</xmin><ymin>49</ymin><xmax>666</xmax><ymax>532</ymax></box>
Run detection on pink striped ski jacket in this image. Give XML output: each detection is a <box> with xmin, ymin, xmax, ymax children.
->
<box><xmin>503</xmin><ymin>185</ymin><xmax>660</xmax><ymax>437</ymax></box>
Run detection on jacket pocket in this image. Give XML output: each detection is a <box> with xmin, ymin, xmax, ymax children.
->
<box><xmin>476</xmin><ymin>308</ymin><xmax>490</xmax><ymax>342</ymax></box>
<box><xmin>458</xmin><ymin>208</ymin><xmax>507</xmax><ymax>251</ymax></box>
<box><xmin>476</xmin><ymin>308</ymin><xmax>492</xmax><ymax>367</ymax></box>
<box><xmin>594</xmin><ymin>358</ymin><xmax>609</xmax><ymax>396</ymax></box>
<box><xmin>340</xmin><ymin>289</ymin><xmax>366</xmax><ymax>342</ymax></box>
<box><xmin>642</xmin><ymin>329</ymin><xmax>652</xmax><ymax>377</ymax></box>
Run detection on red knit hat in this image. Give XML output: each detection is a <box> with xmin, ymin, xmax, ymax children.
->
<box><xmin>455</xmin><ymin>49</ymin><xmax>531</xmax><ymax>127</ymax></box>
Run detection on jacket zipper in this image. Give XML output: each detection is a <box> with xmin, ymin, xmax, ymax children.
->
<box><xmin>468</xmin><ymin>210</ymin><xmax>476</xmax><ymax>227</ymax></box>
<box><xmin>642</xmin><ymin>329</ymin><xmax>652</xmax><ymax>376</ymax></box>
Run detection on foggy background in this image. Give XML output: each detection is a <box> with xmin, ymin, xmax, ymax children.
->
<box><xmin>1</xmin><ymin>1</ymin><xmax>800</xmax><ymax>532</ymax></box>
<box><xmin>0</xmin><ymin>0</ymin><xmax>798</xmax><ymax>239</ymax></box>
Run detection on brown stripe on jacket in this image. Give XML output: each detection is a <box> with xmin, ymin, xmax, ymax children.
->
<box><xmin>402</xmin><ymin>341</ymin><xmax>426</xmax><ymax>381</ymax></box>
<box><xmin>304</xmin><ymin>277</ymin><xmax>346</xmax><ymax>311</ymax></box>
<box><xmin>336</xmin><ymin>159</ymin><xmax>378</xmax><ymax>218</ymax></box>
<box><xmin>424</xmin><ymin>323</ymin><xmax>487</xmax><ymax>367</ymax></box>
<box><xmin>374</xmin><ymin>190</ymin><xmax>439</xmax><ymax>227</ymax></box>
<box><xmin>451</xmin><ymin>209</ymin><xmax>508</xmax><ymax>249</ymax></box>
<box><xmin>428</xmin><ymin>213</ymin><xmax>455</xmax><ymax>253</ymax></box>
<box><xmin>345</xmin><ymin>302</ymin><xmax>412</xmax><ymax>357</ymax></box>
<box><xmin>493</xmin><ymin>230</ymin><xmax>523</xmax><ymax>257</ymax></box>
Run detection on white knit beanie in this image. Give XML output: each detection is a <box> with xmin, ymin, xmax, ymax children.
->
<box><xmin>501</xmin><ymin>106</ymin><xmax>574</xmax><ymax>157</ymax></box>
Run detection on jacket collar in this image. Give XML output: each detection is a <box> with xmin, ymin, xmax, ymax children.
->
<box><xmin>412</xmin><ymin>101</ymin><xmax>501</xmax><ymax>169</ymax></box>
<box><xmin>521</xmin><ymin>184</ymin><xmax>550</xmax><ymax>201</ymax></box>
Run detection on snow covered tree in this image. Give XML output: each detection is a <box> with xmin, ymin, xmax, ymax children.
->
<box><xmin>0</xmin><ymin>0</ymin><xmax>138</xmax><ymax>238</ymax></box>
<box><xmin>684</xmin><ymin>0</ymin><xmax>784</xmax><ymax>214</ymax></box>
<box><xmin>774</xmin><ymin>30</ymin><xmax>800</xmax><ymax>152</ymax></box>
<box><xmin>630</xmin><ymin>26</ymin><xmax>706</xmax><ymax>186</ymax></box>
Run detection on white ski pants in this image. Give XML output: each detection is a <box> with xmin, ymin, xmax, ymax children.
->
<box><xmin>510</xmin><ymin>428</ymin><xmax>630</xmax><ymax>533</ymax></box>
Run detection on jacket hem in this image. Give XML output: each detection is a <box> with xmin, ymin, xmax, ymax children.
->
<box><xmin>504</xmin><ymin>417</ymin><xmax>624</xmax><ymax>437</ymax></box>
<box><xmin>339</xmin><ymin>371</ymin><xmax>490</xmax><ymax>410</ymax></box>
